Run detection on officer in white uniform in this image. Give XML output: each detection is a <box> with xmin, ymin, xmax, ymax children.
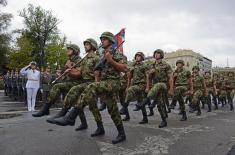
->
<box><xmin>20</xmin><ymin>61</ymin><xmax>40</xmax><ymax>111</ymax></box>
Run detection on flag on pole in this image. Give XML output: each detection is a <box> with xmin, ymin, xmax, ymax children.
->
<box><xmin>112</xmin><ymin>28</ymin><xmax>125</xmax><ymax>53</ymax></box>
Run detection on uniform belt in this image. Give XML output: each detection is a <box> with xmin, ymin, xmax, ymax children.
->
<box><xmin>28</xmin><ymin>79</ymin><xmax>39</xmax><ymax>81</ymax></box>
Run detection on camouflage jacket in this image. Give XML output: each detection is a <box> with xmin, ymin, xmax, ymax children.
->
<box><xmin>174</xmin><ymin>68</ymin><xmax>191</xmax><ymax>86</ymax></box>
<box><xmin>192</xmin><ymin>73</ymin><xmax>204</xmax><ymax>90</ymax></box>
<box><xmin>101</xmin><ymin>51</ymin><xmax>127</xmax><ymax>80</ymax></box>
<box><xmin>64</xmin><ymin>55</ymin><xmax>82</xmax><ymax>82</ymax></box>
<box><xmin>41</xmin><ymin>72</ymin><xmax>52</xmax><ymax>91</ymax></box>
<box><xmin>130</xmin><ymin>62</ymin><xmax>148</xmax><ymax>85</ymax></box>
<box><xmin>78</xmin><ymin>51</ymin><xmax>100</xmax><ymax>82</ymax></box>
<box><xmin>149</xmin><ymin>60</ymin><xmax>172</xmax><ymax>84</ymax></box>
<box><xmin>204</xmin><ymin>76</ymin><xmax>214</xmax><ymax>88</ymax></box>
<box><xmin>226</xmin><ymin>76</ymin><xmax>235</xmax><ymax>89</ymax></box>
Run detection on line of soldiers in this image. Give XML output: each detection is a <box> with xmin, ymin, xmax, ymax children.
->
<box><xmin>2</xmin><ymin>66</ymin><xmax>65</xmax><ymax>105</ymax></box>
<box><xmin>3</xmin><ymin>70</ymin><xmax>28</xmax><ymax>102</ymax></box>
<box><xmin>5</xmin><ymin>31</ymin><xmax>234</xmax><ymax>144</ymax></box>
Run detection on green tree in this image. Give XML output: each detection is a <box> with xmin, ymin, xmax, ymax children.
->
<box><xmin>19</xmin><ymin>4</ymin><xmax>60</xmax><ymax>68</ymax></box>
<box><xmin>8</xmin><ymin>32</ymin><xmax>33</xmax><ymax>69</ymax></box>
<box><xmin>45</xmin><ymin>35</ymin><xmax>67</xmax><ymax>69</ymax></box>
<box><xmin>0</xmin><ymin>0</ymin><xmax>12</xmax><ymax>74</ymax></box>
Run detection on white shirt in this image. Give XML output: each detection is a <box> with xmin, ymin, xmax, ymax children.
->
<box><xmin>20</xmin><ymin>65</ymin><xmax>40</xmax><ymax>89</ymax></box>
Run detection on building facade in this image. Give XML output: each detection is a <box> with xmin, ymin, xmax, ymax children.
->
<box><xmin>145</xmin><ymin>49</ymin><xmax>212</xmax><ymax>73</ymax></box>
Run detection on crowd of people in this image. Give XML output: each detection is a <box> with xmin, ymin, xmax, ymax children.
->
<box><xmin>1</xmin><ymin>31</ymin><xmax>235</xmax><ymax>145</ymax></box>
<box><xmin>2</xmin><ymin>63</ymin><xmax>65</xmax><ymax>111</ymax></box>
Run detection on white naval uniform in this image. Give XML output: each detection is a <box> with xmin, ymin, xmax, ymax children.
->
<box><xmin>20</xmin><ymin>65</ymin><xmax>40</xmax><ymax>111</ymax></box>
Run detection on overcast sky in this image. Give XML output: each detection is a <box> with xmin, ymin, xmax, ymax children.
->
<box><xmin>2</xmin><ymin>0</ymin><xmax>235</xmax><ymax>67</ymax></box>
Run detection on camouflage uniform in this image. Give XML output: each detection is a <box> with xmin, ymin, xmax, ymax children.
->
<box><xmin>173</xmin><ymin>60</ymin><xmax>191</xmax><ymax>120</ymax></box>
<box><xmin>33</xmin><ymin>44</ymin><xmax>81</xmax><ymax>117</ymax></box>
<box><xmin>190</xmin><ymin>66</ymin><xmax>206</xmax><ymax>115</ymax></box>
<box><xmin>40</xmin><ymin>72</ymin><xmax>52</xmax><ymax>103</ymax></box>
<box><xmin>121</xmin><ymin>52</ymin><xmax>148</xmax><ymax>122</ymax></box>
<box><xmin>225</xmin><ymin>72</ymin><xmax>235</xmax><ymax>110</ymax></box>
<box><xmin>142</xmin><ymin>49</ymin><xmax>172</xmax><ymax>128</ymax></box>
<box><xmin>204</xmin><ymin>72</ymin><xmax>217</xmax><ymax>111</ymax></box>
<box><xmin>218</xmin><ymin>76</ymin><xmax>227</xmax><ymax>106</ymax></box>
<box><xmin>76</xmin><ymin>51</ymin><xmax>127</xmax><ymax>125</ymax></box>
<box><xmin>48</xmin><ymin>49</ymin><xmax>100</xmax><ymax>125</ymax></box>
<box><xmin>47</xmin><ymin>55</ymin><xmax>81</xmax><ymax>104</ymax></box>
<box><xmin>119</xmin><ymin>73</ymin><xmax>127</xmax><ymax>107</ymax></box>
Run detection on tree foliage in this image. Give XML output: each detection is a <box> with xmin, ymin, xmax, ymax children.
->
<box><xmin>0</xmin><ymin>0</ymin><xmax>12</xmax><ymax>74</ymax></box>
<box><xmin>19</xmin><ymin>4</ymin><xmax>60</xmax><ymax>68</ymax></box>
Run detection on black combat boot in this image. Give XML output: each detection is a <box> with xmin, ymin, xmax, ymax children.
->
<box><xmin>53</xmin><ymin>107</ymin><xmax>79</xmax><ymax>126</ymax></box>
<box><xmin>99</xmin><ymin>103</ymin><xmax>106</xmax><ymax>111</ymax></box>
<box><xmin>148</xmin><ymin>100</ymin><xmax>156</xmax><ymax>109</ymax></box>
<box><xmin>139</xmin><ymin>107</ymin><xmax>148</xmax><ymax>124</ymax></box>
<box><xmin>119</xmin><ymin>106</ymin><xmax>125</xmax><ymax>115</ymax></box>
<box><xmin>132</xmin><ymin>104</ymin><xmax>139</xmax><ymax>111</ymax></box>
<box><xmin>229</xmin><ymin>99</ymin><xmax>234</xmax><ymax>111</ymax></box>
<box><xmin>167</xmin><ymin>107</ymin><xmax>171</xmax><ymax>113</ymax></box>
<box><xmin>159</xmin><ymin>117</ymin><xmax>167</xmax><ymax>128</ymax></box>
<box><xmin>178</xmin><ymin>111</ymin><xmax>183</xmax><ymax>115</ymax></box>
<box><xmin>207</xmin><ymin>103</ymin><xmax>212</xmax><ymax>112</ymax></box>
<box><xmin>112</xmin><ymin>124</ymin><xmax>126</xmax><ymax>144</ymax></box>
<box><xmin>196</xmin><ymin>106</ymin><xmax>201</xmax><ymax>116</ymax></box>
<box><xmin>213</xmin><ymin>97</ymin><xmax>218</xmax><ymax>110</ymax></box>
<box><xmin>75</xmin><ymin>110</ymin><xmax>88</xmax><ymax>131</ymax></box>
<box><xmin>135</xmin><ymin>98</ymin><xmax>150</xmax><ymax>111</ymax></box>
<box><xmin>122</xmin><ymin>107</ymin><xmax>130</xmax><ymax>121</ymax></box>
<box><xmin>189</xmin><ymin>105</ymin><xmax>196</xmax><ymax>113</ymax></box>
<box><xmin>91</xmin><ymin>121</ymin><xmax>105</xmax><ymax>137</ymax></box>
<box><xmin>32</xmin><ymin>102</ymin><xmax>51</xmax><ymax>117</ymax></box>
<box><xmin>169</xmin><ymin>98</ymin><xmax>177</xmax><ymax>109</ymax></box>
<box><xmin>214</xmin><ymin>103</ymin><xmax>218</xmax><ymax>110</ymax></box>
<box><xmin>46</xmin><ymin>107</ymin><xmax>69</xmax><ymax>124</ymax></box>
<box><xmin>180</xmin><ymin>111</ymin><xmax>187</xmax><ymax>121</ymax></box>
<box><xmin>148</xmin><ymin>107</ymin><xmax>154</xmax><ymax>116</ymax></box>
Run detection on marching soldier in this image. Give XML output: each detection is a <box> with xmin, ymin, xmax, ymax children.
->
<box><xmin>32</xmin><ymin>44</ymin><xmax>81</xmax><ymax>117</ymax></box>
<box><xmin>47</xmin><ymin>38</ymin><xmax>99</xmax><ymax>129</ymax></box>
<box><xmin>218</xmin><ymin>75</ymin><xmax>227</xmax><ymax>107</ymax></box>
<box><xmin>212</xmin><ymin>72</ymin><xmax>219</xmax><ymax>109</ymax></box>
<box><xmin>53</xmin><ymin>32</ymin><xmax>128</xmax><ymax>144</ymax></box>
<box><xmin>204</xmin><ymin>71</ymin><xmax>217</xmax><ymax>111</ymax></box>
<box><xmin>40</xmin><ymin>66</ymin><xmax>52</xmax><ymax>103</ymax></box>
<box><xmin>119</xmin><ymin>51</ymin><xmax>149</xmax><ymax>123</ymax></box>
<box><xmin>189</xmin><ymin>66</ymin><xmax>207</xmax><ymax>116</ymax></box>
<box><xmin>172</xmin><ymin>60</ymin><xmax>193</xmax><ymax>121</ymax></box>
<box><xmin>137</xmin><ymin>49</ymin><xmax>174</xmax><ymax>128</ymax></box>
<box><xmin>225</xmin><ymin>71</ymin><xmax>235</xmax><ymax>111</ymax></box>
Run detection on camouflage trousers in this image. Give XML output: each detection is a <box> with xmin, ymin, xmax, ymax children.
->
<box><xmin>119</xmin><ymin>82</ymin><xmax>127</xmax><ymax>106</ymax></box>
<box><xmin>226</xmin><ymin>89</ymin><xmax>235</xmax><ymax>104</ymax></box>
<box><xmin>147</xmin><ymin>82</ymin><xmax>168</xmax><ymax>119</ymax></box>
<box><xmin>174</xmin><ymin>86</ymin><xmax>188</xmax><ymax>112</ymax></box>
<box><xmin>48</xmin><ymin>81</ymin><xmax>79</xmax><ymax>104</ymax></box>
<box><xmin>124</xmin><ymin>83</ymin><xmax>146</xmax><ymax>106</ymax></box>
<box><xmin>219</xmin><ymin>89</ymin><xmax>227</xmax><ymax>100</ymax></box>
<box><xmin>192</xmin><ymin>89</ymin><xmax>203</xmax><ymax>107</ymax></box>
<box><xmin>42</xmin><ymin>91</ymin><xmax>50</xmax><ymax>103</ymax></box>
<box><xmin>75</xmin><ymin>79</ymin><xmax>122</xmax><ymax>127</ymax></box>
<box><xmin>204</xmin><ymin>88</ymin><xmax>217</xmax><ymax>107</ymax></box>
<box><xmin>63</xmin><ymin>82</ymin><xmax>91</xmax><ymax>108</ymax></box>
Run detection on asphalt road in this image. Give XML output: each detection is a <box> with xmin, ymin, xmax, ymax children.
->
<box><xmin>1</xmin><ymin>91</ymin><xmax>235</xmax><ymax>155</ymax></box>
